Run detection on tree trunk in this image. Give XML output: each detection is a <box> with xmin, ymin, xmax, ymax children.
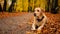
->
<box><xmin>3</xmin><ymin>0</ymin><xmax>7</xmax><ymax>11</ymax></box>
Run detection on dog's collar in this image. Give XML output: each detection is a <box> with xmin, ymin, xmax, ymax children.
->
<box><xmin>37</xmin><ymin>16</ymin><xmax>44</xmax><ymax>22</ymax></box>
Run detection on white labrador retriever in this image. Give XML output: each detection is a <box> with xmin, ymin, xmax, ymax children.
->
<box><xmin>31</xmin><ymin>7</ymin><xmax>47</xmax><ymax>31</ymax></box>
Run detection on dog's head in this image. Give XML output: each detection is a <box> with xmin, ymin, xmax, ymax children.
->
<box><xmin>34</xmin><ymin>8</ymin><xmax>43</xmax><ymax>17</ymax></box>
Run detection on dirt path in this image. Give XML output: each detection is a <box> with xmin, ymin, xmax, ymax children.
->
<box><xmin>0</xmin><ymin>12</ymin><xmax>33</xmax><ymax>34</ymax></box>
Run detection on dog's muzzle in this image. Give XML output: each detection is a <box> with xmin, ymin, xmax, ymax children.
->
<box><xmin>34</xmin><ymin>13</ymin><xmax>36</xmax><ymax>16</ymax></box>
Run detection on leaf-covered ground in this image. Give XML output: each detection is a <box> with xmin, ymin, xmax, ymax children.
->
<box><xmin>0</xmin><ymin>12</ymin><xmax>60</xmax><ymax>34</ymax></box>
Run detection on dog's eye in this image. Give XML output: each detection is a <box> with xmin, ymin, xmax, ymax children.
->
<box><xmin>37</xmin><ymin>10</ymin><xmax>39</xmax><ymax>12</ymax></box>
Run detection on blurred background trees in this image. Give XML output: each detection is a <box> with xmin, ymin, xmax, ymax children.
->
<box><xmin>0</xmin><ymin>0</ymin><xmax>60</xmax><ymax>13</ymax></box>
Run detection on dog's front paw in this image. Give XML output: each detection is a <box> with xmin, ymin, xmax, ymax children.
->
<box><xmin>37</xmin><ymin>29</ymin><xmax>41</xmax><ymax>34</ymax></box>
<box><xmin>31</xmin><ymin>28</ymin><xmax>36</xmax><ymax>31</ymax></box>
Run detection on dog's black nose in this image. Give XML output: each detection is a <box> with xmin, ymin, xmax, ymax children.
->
<box><xmin>34</xmin><ymin>13</ymin><xmax>36</xmax><ymax>16</ymax></box>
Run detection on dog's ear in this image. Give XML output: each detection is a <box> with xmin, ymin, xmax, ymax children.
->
<box><xmin>41</xmin><ymin>8</ymin><xmax>45</xmax><ymax>12</ymax></box>
<box><xmin>39</xmin><ymin>11</ymin><xmax>43</xmax><ymax>16</ymax></box>
<box><xmin>39</xmin><ymin>8</ymin><xmax>43</xmax><ymax>16</ymax></box>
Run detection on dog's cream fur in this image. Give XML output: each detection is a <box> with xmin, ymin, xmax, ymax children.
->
<box><xmin>32</xmin><ymin>7</ymin><xmax>47</xmax><ymax>31</ymax></box>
